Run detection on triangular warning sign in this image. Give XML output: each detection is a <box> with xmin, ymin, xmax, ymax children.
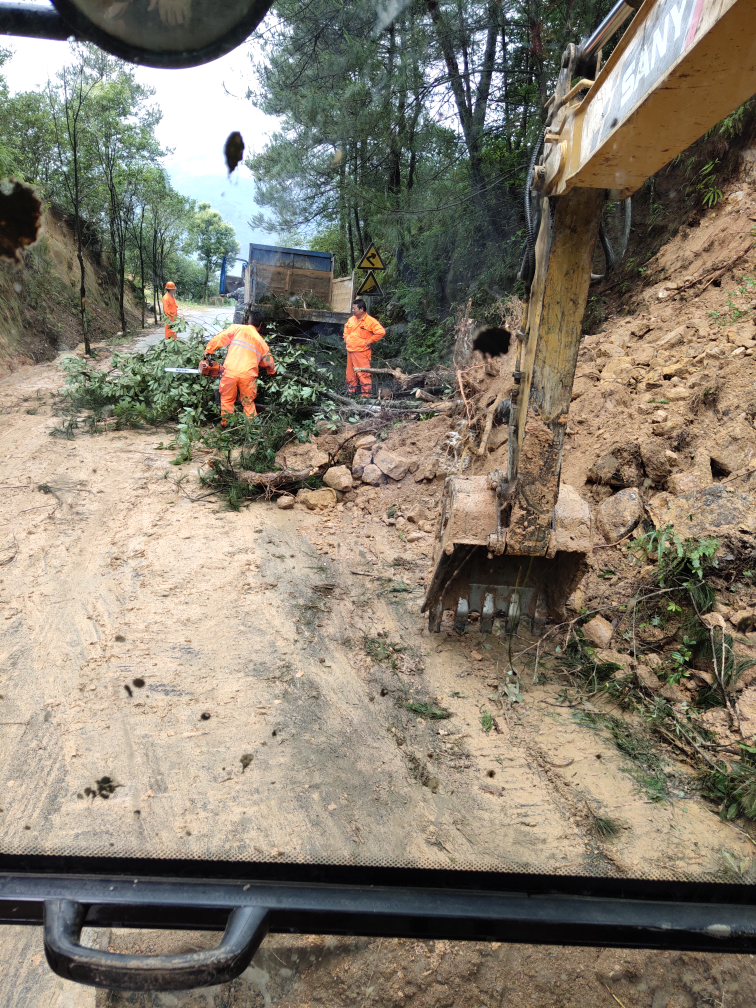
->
<box><xmin>355</xmin><ymin>271</ymin><xmax>384</xmax><ymax>297</ymax></box>
<box><xmin>356</xmin><ymin>242</ymin><xmax>386</xmax><ymax>271</ymax></box>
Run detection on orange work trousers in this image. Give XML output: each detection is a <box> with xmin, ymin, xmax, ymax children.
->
<box><xmin>164</xmin><ymin>320</ymin><xmax>178</xmax><ymax>339</ymax></box>
<box><xmin>219</xmin><ymin>371</ymin><xmax>257</xmax><ymax>422</ymax></box>
<box><xmin>346</xmin><ymin>349</ymin><xmax>372</xmax><ymax>397</ymax></box>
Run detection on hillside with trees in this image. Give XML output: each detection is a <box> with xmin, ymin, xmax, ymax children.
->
<box><xmin>0</xmin><ymin>43</ymin><xmax>238</xmax><ymax>363</ymax></box>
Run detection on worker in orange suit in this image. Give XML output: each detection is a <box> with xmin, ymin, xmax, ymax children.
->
<box><xmin>343</xmin><ymin>298</ymin><xmax>385</xmax><ymax>398</ymax></box>
<box><xmin>203</xmin><ymin>308</ymin><xmax>276</xmax><ymax>422</ymax></box>
<box><xmin>162</xmin><ymin>281</ymin><xmax>179</xmax><ymax>339</ymax></box>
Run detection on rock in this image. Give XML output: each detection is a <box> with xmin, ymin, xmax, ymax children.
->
<box><xmin>361</xmin><ymin>464</ymin><xmax>384</xmax><ymax>486</ymax></box>
<box><xmin>297</xmin><ymin>487</ymin><xmax>337</xmax><ymax>510</ymax></box>
<box><xmin>661</xmin><ymin>682</ymin><xmax>688</xmax><ymax>704</ymax></box>
<box><xmin>646</xmin><ymin>485</ymin><xmax>756</xmax><ymax>539</ymax></box>
<box><xmin>597</xmin><ymin>488</ymin><xmax>643</xmax><ymax>543</ymax></box>
<box><xmin>415</xmin><ymin>458</ymin><xmax>439</xmax><ymax>482</ymax></box>
<box><xmin>587</xmin><ymin>443</ymin><xmax>643</xmax><ymax>488</ymax></box>
<box><xmin>276</xmin><ymin>495</ymin><xmax>295</xmax><ymax>510</ymax></box>
<box><xmin>640</xmin><ymin>440</ymin><xmax>674</xmax><ymax>486</ymax></box>
<box><xmin>652</xmin><ymin>419</ymin><xmax>684</xmax><ymax>437</ymax></box>
<box><xmin>635</xmin><ymin>665</ymin><xmax>662</xmax><ymax>692</ymax></box>
<box><xmin>406</xmin><ymin>531</ymin><xmax>426</xmax><ymax>543</ymax></box>
<box><xmin>274</xmin><ymin>438</ymin><xmax>329</xmax><ymax>471</ymax></box>
<box><xmin>730</xmin><ymin>610</ymin><xmax>756</xmax><ymax>633</ymax></box>
<box><xmin>418</xmin><ymin>520</ymin><xmax>435</xmax><ymax>534</ymax></box>
<box><xmin>600</xmin><ymin>356</ymin><xmax>635</xmax><ymax>380</ymax></box>
<box><xmin>596</xmin><ymin>649</ymin><xmax>631</xmax><ymax>669</ymax></box>
<box><xmin>553</xmin><ymin>483</ymin><xmax>593</xmax><ymax>551</ymax></box>
<box><xmin>323</xmin><ymin>465</ymin><xmax>353</xmax><ymax>492</ymax></box>
<box><xmin>707</xmin><ymin>423</ymin><xmax>756</xmax><ymax>476</ymax></box>
<box><xmin>354</xmin><ymin>434</ymin><xmax>377</xmax><ymax>449</ymax></box>
<box><xmin>351</xmin><ymin>448</ymin><xmax>373</xmax><ymax>478</ymax></box>
<box><xmin>667</xmin><ymin>449</ymin><xmax>713</xmax><ymax>495</ymax></box>
<box><xmin>373</xmin><ymin>448</ymin><xmax>409</xmax><ymax>481</ymax></box>
<box><xmin>646</xmin><ymin>653</ymin><xmax>663</xmax><ymax>668</ymax></box>
<box><xmin>582</xmin><ymin>615</ymin><xmax>614</xmax><ymax>649</ymax></box>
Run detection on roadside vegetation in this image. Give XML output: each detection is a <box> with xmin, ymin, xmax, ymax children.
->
<box><xmin>532</xmin><ymin>527</ymin><xmax>756</xmax><ymax>824</ymax></box>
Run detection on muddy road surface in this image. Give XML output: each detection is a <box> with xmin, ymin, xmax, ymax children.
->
<box><xmin>0</xmin><ymin>352</ymin><xmax>752</xmax><ymax>1005</ymax></box>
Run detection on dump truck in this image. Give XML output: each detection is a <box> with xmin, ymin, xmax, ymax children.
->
<box><xmin>225</xmin><ymin>243</ymin><xmax>355</xmax><ymax>327</ymax></box>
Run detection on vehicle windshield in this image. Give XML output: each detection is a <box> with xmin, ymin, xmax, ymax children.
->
<box><xmin>1</xmin><ymin>0</ymin><xmax>755</xmax><ymax>893</ymax></box>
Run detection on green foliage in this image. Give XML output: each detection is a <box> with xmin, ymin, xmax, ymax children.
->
<box><xmin>192</xmin><ymin>202</ymin><xmax>239</xmax><ymax>302</ymax></box>
<box><xmin>480</xmin><ymin>710</ymin><xmax>494</xmax><ymax>733</ymax></box>
<box><xmin>59</xmin><ymin>329</ymin><xmax>217</xmax><ymax>427</ymax></box>
<box><xmin>574</xmin><ymin>710</ymin><xmax>670</xmax><ymax>802</ymax></box>
<box><xmin>403</xmin><ymin>700</ymin><xmax>451</xmax><ymax>720</ymax></box>
<box><xmin>708</xmin><ymin>275</ymin><xmax>755</xmax><ymax>326</ymax></box>
<box><xmin>631</xmin><ymin>524</ymin><xmax>719</xmax><ymax>613</ymax></box>
<box><xmin>703</xmin><ymin>746</ymin><xmax>756</xmax><ymax>820</ymax></box>
<box><xmin>689</xmin><ymin>159</ymin><xmax>723</xmax><ymax>209</ymax></box>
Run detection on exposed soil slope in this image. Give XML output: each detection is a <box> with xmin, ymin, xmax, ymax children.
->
<box><xmin>0</xmin><ymin>206</ymin><xmax>141</xmax><ymax>377</ymax></box>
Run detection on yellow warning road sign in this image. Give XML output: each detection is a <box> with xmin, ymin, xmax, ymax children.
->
<box><xmin>355</xmin><ymin>271</ymin><xmax>384</xmax><ymax>297</ymax></box>
<box><xmin>356</xmin><ymin>243</ymin><xmax>386</xmax><ymax>271</ymax></box>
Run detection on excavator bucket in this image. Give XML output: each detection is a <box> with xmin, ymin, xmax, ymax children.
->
<box><xmin>422</xmin><ymin>476</ymin><xmax>590</xmax><ymax>635</ymax></box>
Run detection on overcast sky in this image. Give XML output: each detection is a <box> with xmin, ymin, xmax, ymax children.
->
<box><xmin>2</xmin><ymin>34</ymin><xmax>278</xmax><ymax>252</ymax></box>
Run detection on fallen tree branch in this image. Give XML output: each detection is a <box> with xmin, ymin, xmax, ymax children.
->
<box><xmin>234</xmin><ymin>467</ymin><xmax>318</xmax><ymax>489</ymax></box>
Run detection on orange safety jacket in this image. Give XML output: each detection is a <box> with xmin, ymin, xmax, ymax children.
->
<box><xmin>343</xmin><ymin>313</ymin><xmax>385</xmax><ymax>352</ymax></box>
<box><xmin>162</xmin><ymin>292</ymin><xmax>178</xmax><ymax>319</ymax></box>
<box><xmin>204</xmin><ymin>325</ymin><xmax>276</xmax><ymax>379</ymax></box>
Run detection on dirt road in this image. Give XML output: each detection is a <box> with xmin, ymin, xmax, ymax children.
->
<box><xmin>0</xmin><ymin>348</ymin><xmax>752</xmax><ymax>1004</ymax></box>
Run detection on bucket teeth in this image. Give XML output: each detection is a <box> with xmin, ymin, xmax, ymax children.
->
<box><xmin>429</xmin><ymin>600</ymin><xmax>443</xmax><ymax>634</ymax></box>
<box><xmin>453</xmin><ymin>598</ymin><xmax>469</xmax><ymax>634</ymax></box>
<box><xmin>481</xmin><ymin>593</ymin><xmax>495</xmax><ymax>634</ymax></box>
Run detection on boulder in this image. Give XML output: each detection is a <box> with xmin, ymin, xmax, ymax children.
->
<box><xmin>373</xmin><ymin>448</ymin><xmax>409</xmax><ymax>481</ymax></box>
<box><xmin>553</xmin><ymin>483</ymin><xmax>593</xmax><ymax>552</ymax></box>
<box><xmin>596</xmin><ymin>649</ymin><xmax>632</xmax><ymax>669</ymax></box>
<box><xmin>635</xmin><ymin>664</ymin><xmax>662</xmax><ymax>692</ymax></box>
<box><xmin>276</xmin><ymin>495</ymin><xmax>295</xmax><ymax>510</ymax></box>
<box><xmin>582</xmin><ymin>615</ymin><xmax>614</xmax><ymax>649</ymax></box>
<box><xmin>640</xmin><ymin>439</ymin><xmax>674</xmax><ymax>486</ymax></box>
<box><xmin>351</xmin><ymin>447</ymin><xmax>373</xmax><ymax>478</ymax></box>
<box><xmin>667</xmin><ymin>449</ymin><xmax>713</xmax><ymax>495</ymax></box>
<box><xmin>706</xmin><ymin>422</ymin><xmax>756</xmax><ymax>476</ymax></box>
<box><xmin>323</xmin><ymin>465</ymin><xmax>353</xmax><ymax>492</ymax></box>
<box><xmin>297</xmin><ymin>487</ymin><xmax>337</xmax><ymax>510</ymax></box>
<box><xmin>354</xmin><ymin>434</ymin><xmax>377</xmax><ymax>449</ymax></box>
<box><xmin>600</xmin><ymin>356</ymin><xmax>635</xmax><ymax>380</ymax></box>
<box><xmin>361</xmin><ymin>464</ymin><xmax>384</xmax><ymax>486</ymax></box>
<box><xmin>730</xmin><ymin>610</ymin><xmax>756</xmax><ymax>633</ymax></box>
<box><xmin>646</xmin><ymin>485</ymin><xmax>756</xmax><ymax>538</ymax></box>
<box><xmin>597</xmin><ymin>488</ymin><xmax>643</xmax><ymax>543</ymax></box>
<box><xmin>587</xmin><ymin>443</ymin><xmax>644</xmax><ymax>488</ymax></box>
<box><xmin>274</xmin><ymin>438</ymin><xmax>329</xmax><ymax>471</ymax></box>
<box><xmin>415</xmin><ymin>458</ymin><xmax>439</xmax><ymax>482</ymax></box>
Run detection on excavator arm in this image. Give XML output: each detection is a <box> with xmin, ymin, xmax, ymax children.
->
<box><xmin>424</xmin><ymin>0</ymin><xmax>756</xmax><ymax>634</ymax></box>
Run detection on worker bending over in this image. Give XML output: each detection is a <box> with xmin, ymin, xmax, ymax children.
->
<box><xmin>203</xmin><ymin>308</ymin><xmax>276</xmax><ymax>422</ymax></box>
<box><xmin>343</xmin><ymin>298</ymin><xmax>385</xmax><ymax>398</ymax></box>
<box><xmin>162</xmin><ymin>281</ymin><xmax>179</xmax><ymax>339</ymax></box>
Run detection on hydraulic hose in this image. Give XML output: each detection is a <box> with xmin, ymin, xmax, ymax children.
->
<box><xmin>591</xmin><ymin>196</ymin><xmax>631</xmax><ymax>283</ymax></box>
<box><xmin>518</xmin><ymin>129</ymin><xmax>546</xmax><ymax>293</ymax></box>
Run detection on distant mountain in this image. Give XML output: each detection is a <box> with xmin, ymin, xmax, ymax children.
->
<box><xmin>167</xmin><ymin>167</ymin><xmax>272</xmax><ymax>258</ymax></box>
